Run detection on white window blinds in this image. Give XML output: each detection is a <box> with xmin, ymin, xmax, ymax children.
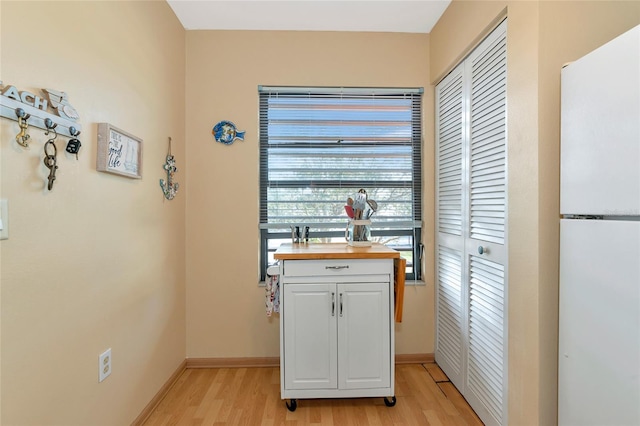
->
<box><xmin>259</xmin><ymin>86</ymin><xmax>423</xmax><ymax>232</ymax></box>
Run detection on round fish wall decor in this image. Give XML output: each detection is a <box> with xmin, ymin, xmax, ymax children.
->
<box><xmin>212</xmin><ymin>120</ymin><xmax>245</xmax><ymax>145</ymax></box>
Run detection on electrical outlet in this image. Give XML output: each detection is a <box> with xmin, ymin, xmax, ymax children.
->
<box><xmin>99</xmin><ymin>348</ymin><xmax>112</xmax><ymax>382</ymax></box>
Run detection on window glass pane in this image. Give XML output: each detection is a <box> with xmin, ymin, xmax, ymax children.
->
<box><xmin>266</xmin><ymin>187</ymin><xmax>413</xmax><ymax>228</ymax></box>
<box><xmin>268</xmin><ymin>146</ymin><xmax>412</xmax><ymax>181</ymax></box>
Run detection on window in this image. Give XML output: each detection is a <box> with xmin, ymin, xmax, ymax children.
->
<box><xmin>259</xmin><ymin>86</ymin><xmax>423</xmax><ymax>280</ymax></box>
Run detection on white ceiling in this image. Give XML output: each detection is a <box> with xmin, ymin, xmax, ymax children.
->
<box><xmin>167</xmin><ymin>0</ymin><xmax>451</xmax><ymax>33</ymax></box>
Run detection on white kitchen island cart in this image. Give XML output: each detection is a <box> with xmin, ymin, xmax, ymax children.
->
<box><xmin>274</xmin><ymin>242</ymin><xmax>400</xmax><ymax>411</ymax></box>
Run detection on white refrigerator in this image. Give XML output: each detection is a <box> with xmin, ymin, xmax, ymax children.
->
<box><xmin>559</xmin><ymin>25</ymin><xmax>640</xmax><ymax>425</ymax></box>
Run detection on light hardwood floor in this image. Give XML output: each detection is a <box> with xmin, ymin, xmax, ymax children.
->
<box><xmin>143</xmin><ymin>363</ymin><xmax>483</xmax><ymax>425</ymax></box>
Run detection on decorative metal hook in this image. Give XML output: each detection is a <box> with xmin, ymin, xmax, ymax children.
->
<box><xmin>160</xmin><ymin>137</ymin><xmax>179</xmax><ymax>200</ymax></box>
<box><xmin>44</xmin><ymin>118</ymin><xmax>57</xmax><ymax>130</ymax></box>
<box><xmin>44</xmin><ymin>118</ymin><xmax>58</xmax><ymax>140</ymax></box>
<box><xmin>16</xmin><ymin>108</ymin><xmax>27</xmax><ymax>119</ymax></box>
<box><xmin>15</xmin><ymin>108</ymin><xmax>32</xmax><ymax>148</ymax></box>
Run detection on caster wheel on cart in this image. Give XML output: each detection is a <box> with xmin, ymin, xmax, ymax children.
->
<box><xmin>286</xmin><ymin>399</ymin><xmax>297</xmax><ymax>412</ymax></box>
<box><xmin>384</xmin><ymin>396</ymin><xmax>397</xmax><ymax>407</ymax></box>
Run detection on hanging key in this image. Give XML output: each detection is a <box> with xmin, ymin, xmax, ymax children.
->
<box><xmin>44</xmin><ymin>140</ymin><xmax>58</xmax><ymax>190</ymax></box>
<box><xmin>66</xmin><ymin>126</ymin><xmax>82</xmax><ymax>160</ymax></box>
<box><xmin>43</xmin><ymin>119</ymin><xmax>59</xmax><ymax>191</ymax></box>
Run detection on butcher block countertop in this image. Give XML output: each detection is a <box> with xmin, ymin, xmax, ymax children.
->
<box><xmin>274</xmin><ymin>242</ymin><xmax>400</xmax><ymax>260</ymax></box>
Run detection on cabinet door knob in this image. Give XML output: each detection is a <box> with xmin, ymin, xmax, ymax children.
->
<box><xmin>339</xmin><ymin>293</ymin><xmax>344</xmax><ymax>317</ymax></box>
<box><xmin>478</xmin><ymin>246</ymin><xmax>488</xmax><ymax>255</ymax></box>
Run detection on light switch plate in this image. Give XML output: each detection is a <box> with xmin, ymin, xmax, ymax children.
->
<box><xmin>0</xmin><ymin>199</ymin><xmax>8</xmax><ymax>240</ymax></box>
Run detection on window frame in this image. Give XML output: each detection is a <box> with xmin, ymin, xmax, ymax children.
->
<box><xmin>259</xmin><ymin>86</ymin><xmax>423</xmax><ymax>281</ymax></box>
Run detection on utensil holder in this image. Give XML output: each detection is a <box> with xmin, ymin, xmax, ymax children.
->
<box><xmin>346</xmin><ymin>219</ymin><xmax>371</xmax><ymax>247</ymax></box>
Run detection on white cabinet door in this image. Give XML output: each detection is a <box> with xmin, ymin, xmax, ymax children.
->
<box><xmin>338</xmin><ymin>282</ymin><xmax>391</xmax><ymax>390</ymax></box>
<box><xmin>284</xmin><ymin>282</ymin><xmax>390</xmax><ymax>391</ymax></box>
<box><xmin>283</xmin><ymin>283</ymin><xmax>337</xmax><ymax>390</ymax></box>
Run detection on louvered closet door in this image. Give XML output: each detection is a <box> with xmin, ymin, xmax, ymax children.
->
<box><xmin>464</xmin><ymin>19</ymin><xmax>507</xmax><ymax>426</ymax></box>
<box><xmin>435</xmin><ymin>63</ymin><xmax>466</xmax><ymax>391</ymax></box>
<box><xmin>435</xmin><ymin>18</ymin><xmax>508</xmax><ymax>426</ymax></box>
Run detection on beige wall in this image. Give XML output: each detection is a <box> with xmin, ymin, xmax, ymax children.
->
<box><xmin>4</xmin><ymin>1</ymin><xmax>636</xmax><ymax>424</ymax></box>
<box><xmin>185</xmin><ymin>30</ymin><xmax>435</xmax><ymax>358</ymax></box>
<box><xmin>537</xmin><ymin>2</ymin><xmax>639</xmax><ymax>422</ymax></box>
<box><xmin>430</xmin><ymin>1</ymin><xmax>639</xmax><ymax>424</ymax></box>
<box><xmin>0</xmin><ymin>1</ymin><xmax>186</xmax><ymax>425</ymax></box>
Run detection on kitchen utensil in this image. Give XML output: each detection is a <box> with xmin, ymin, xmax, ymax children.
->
<box><xmin>366</xmin><ymin>199</ymin><xmax>378</xmax><ymax>218</ymax></box>
<box><xmin>344</xmin><ymin>205</ymin><xmax>355</xmax><ymax>218</ymax></box>
<box><xmin>353</xmin><ymin>192</ymin><xmax>367</xmax><ymax>211</ymax></box>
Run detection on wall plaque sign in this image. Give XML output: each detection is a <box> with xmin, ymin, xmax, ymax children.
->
<box><xmin>97</xmin><ymin>123</ymin><xmax>142</xmax><ymax>179</ymax></box>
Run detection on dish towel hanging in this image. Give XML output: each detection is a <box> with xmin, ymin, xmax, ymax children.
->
<box><xmin>265</xmin><ymin>264</ymin><xmax>280</xmax><ymax>316</ymax></box>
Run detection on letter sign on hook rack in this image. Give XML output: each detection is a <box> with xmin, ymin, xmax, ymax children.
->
<box><xmin>0</xmin><ymin>81</ymin><xmax>82</xmax><ymax>138</ymax></box>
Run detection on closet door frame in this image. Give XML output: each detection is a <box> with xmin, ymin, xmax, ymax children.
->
<box><xmin>435</xmin><ymin>18</ymin><xmax>509</xmax><ymax>426</ymax></box>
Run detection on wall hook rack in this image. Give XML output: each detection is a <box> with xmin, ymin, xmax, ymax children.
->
<box><xmin>0</xmin><ymin>81</ymin><xmax>82</xmax><ymax>138</ymax></box>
